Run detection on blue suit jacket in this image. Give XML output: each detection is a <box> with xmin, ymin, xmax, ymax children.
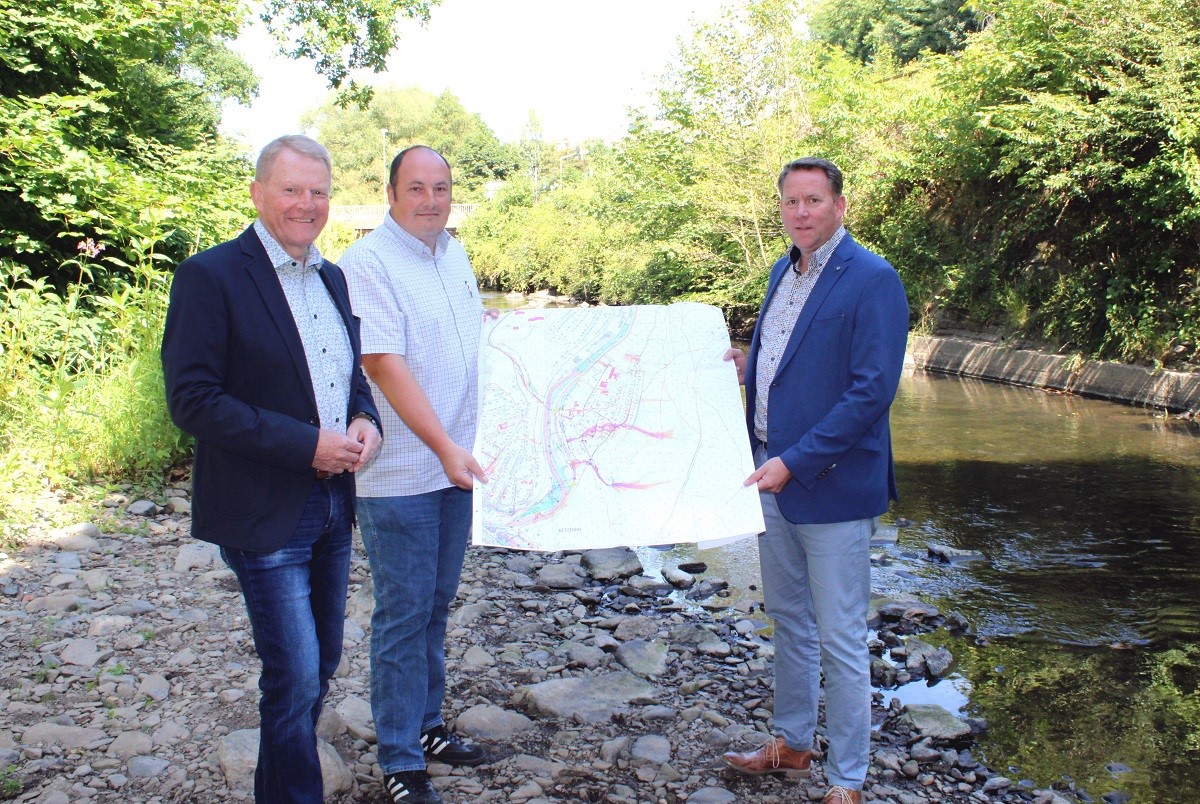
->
<box><xmin>161</xmin><ymin>227</ymin><xmax>379</xmax><ymax>552</ymax></box>
<box><xmin>745</xmin><ymin>233</ymin><xmax>909</xmax><ymax>524</ymax></box>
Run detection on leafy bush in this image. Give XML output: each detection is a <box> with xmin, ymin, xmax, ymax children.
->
<box><xmin>856</xmin><ymin>0</ymin><xmax>1200</xmax><ymax>363</ymax></box>
<box><xmin>0</xmin><ymin>251</ymin><xmax>182</xmax><ymax>547</ymax></box>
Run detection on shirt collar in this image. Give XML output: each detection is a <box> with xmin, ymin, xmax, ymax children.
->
<box><xmin>789</xmin><ymin>225</ymin><xmax>847</xmax><ymax>274</ymax></box>
<box><xmin>253</xmin><ymin>220</ymin><xmax>324</xmax><ymax>271</ymax></box>
<box><xmin>381</xmin><ymin>212</ymin><xmax>450</xmax><ymax>256</ymax></box>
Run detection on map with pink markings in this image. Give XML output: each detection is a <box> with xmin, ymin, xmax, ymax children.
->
<box><xmin>472</xmin><ymin>303</ymin><xmax>764</xmax><ymax>551</ymax></box>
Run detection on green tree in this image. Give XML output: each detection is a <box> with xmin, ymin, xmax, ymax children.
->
<box><xmin>304</xmin><ymin>86</ymin><xmax>518</xmax><ymax>203</ymax></box>
<box><xmin>0</xmin><ymin>0</ymin><xmax>449</xmax><ymax>505</ymax></box>
<box><xmin>860</xmin><ymin>0</ymin><xmax>1200</xmax><ymax>362</ymax></box>
<box><xmin>466</xmin><ymin>0</ymin><xmax>1199</xmax><ymax>364</ymax></box>
<box><xmin>1</xmin><ymin>0</ymin><xmax>443</xmax><ymax>287</ymax></box>
<box><xmin>605</xmin><ymin>0</ymin><xmax>934</xmax><ymax>326</ymax></box>
<box><xmin>809</xmin><ymin>0</ymin><xmax>984</xmax><ymax>64</ymax></box>
<box><xmin>0</xmin><ymin>0</ymin><xmax>255</xmax><ymax>286</ymax></box>
<box><xmin>261</xmin><ymin>0</ymin><xmax>437</xmax><ymax>107</ymax></box>
<box><xmin>517</xmin><ymin>113</ymin><xmax>557</xmax><ymax>199</ymax></box>
<box><xmin>465</xmin><ymin>0</ymin><xmax>935</xmax><ymax>332</ymax></box>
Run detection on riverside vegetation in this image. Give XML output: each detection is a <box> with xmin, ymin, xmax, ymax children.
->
<box><xmin>5</xmin><ymin>0</ymin><xmax>1199</xmax><ymax>531</ymax></box>
<box><xmin>2</xmin><ymin>0</ymin><xmax>1199</xmax><ymax>797</ymax></box>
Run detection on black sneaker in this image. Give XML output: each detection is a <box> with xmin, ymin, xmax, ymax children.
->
<box><xmin>382</xmin><ymin>769</ymin><xmax>442</xmax><ymax>803</ymax></box>
<box><xmin>420</xmin><ymin>724</ymin><xmax>488</xmax><ymax>767</ymax></box>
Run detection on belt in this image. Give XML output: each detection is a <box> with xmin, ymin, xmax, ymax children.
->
<box><xmin>315</xmin><ymin>469</ymin><xmax>335</xmax><ymax>480</ymax></box>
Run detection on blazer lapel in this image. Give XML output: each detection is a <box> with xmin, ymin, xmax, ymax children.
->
<box><xmin>238</xmin><ymin>228</ymin><xmax>318</xmax><ymax>411</ymax></box>
<box><xmin>775</xmin><ymin>236</ymin><xmax>856</xmax><ymax>375</ymax></box>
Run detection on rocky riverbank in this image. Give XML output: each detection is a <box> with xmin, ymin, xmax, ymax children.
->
<box><xmin>0</xmin><ymin>481</ymin><xmax>1080</xmax><ymax>804</ymax></box>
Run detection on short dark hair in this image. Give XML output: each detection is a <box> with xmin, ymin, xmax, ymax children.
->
<box><xmin>388</xmin><ymin>145</ymin><xmax>453</xmax><ymax>188</ymax></box>
<box><xmin>777</xmin><ymin>157</ymin><xmax>843</xmax><ymax>196</ymax></box>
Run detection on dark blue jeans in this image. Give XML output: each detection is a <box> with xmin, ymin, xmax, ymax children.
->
<box><xmin>357</xmin><ymin>486</ymin><xmax>472</xmax><ymax>772</ymax></box>
<box><xmin>221</xmin><ymin>478</ymin><xmax>352</xmax><ymax>804</ymax></box>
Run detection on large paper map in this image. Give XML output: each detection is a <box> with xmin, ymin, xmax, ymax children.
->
<box><xmin>472</xmin><ymin>303</ymin><xmax>765</xmax><ymax>551</ymax></box>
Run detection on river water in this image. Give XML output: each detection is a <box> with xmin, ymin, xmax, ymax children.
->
<box><xmin>482</xmin><ymin>294</ymin><xmax>1200</xmax><ymax>802</ymax></box>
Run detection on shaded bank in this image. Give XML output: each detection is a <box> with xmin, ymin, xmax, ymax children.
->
<box><xmin>908</xmin><ymin>335</ymin><xmax>1200</xmax><ymax>416</ymax></box>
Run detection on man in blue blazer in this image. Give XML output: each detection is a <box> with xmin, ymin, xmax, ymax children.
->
<box><xmin>162</xmin><ymin>135</ymin><xmax>381</xmax><ymax>803</ymax></box>
<box><xmin>722</xmin><ymin>158</ymin><xmax>909</xmax><ymax>804</ymax></box>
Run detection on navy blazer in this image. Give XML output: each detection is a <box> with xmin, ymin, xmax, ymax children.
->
<box><xmin>161</xmin><ymin>227</ymin><xmax>379</xmax><ymax>552</ymax></box>
<box><xmin>745</xmin><ymin>233</ymin><xmax>909</xmax><ymax>524</ymax></box>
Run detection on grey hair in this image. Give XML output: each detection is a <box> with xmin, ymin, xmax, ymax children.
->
<box><xmin>255</xmin><ymin>135</ymin><xmax>332</xmax><ymax>182</ymax></box>
<box><xmin>777</xmin><ymin>157</ymin><xmax>843</xmax><ymax>196</ymax></box>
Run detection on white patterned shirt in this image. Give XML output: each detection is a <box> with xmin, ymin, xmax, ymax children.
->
<box><xmin>253</xmin><ymin>220</ymin><xmax>352</xmax><ymax>433</ymax></box>
<box><xmin>341</xmin><ymin>214</ymin><xmax>483</xmax><ymax>497</ymax></box>
<box><xmin>753</xmin><ymin>226</ymin><xmax>847</xmax><ymax>443</ymax></box>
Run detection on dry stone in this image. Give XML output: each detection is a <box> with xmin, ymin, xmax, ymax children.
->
<box><xmin>512</xmin><ymin>670</ymin><xmax>655</xmax><ymax>723</ymax></box>
<box><xmin>454</xmin><ymin>704</ymin><xmax>534</xmax><ymax>740</ymax></box>
<box><xmin>20</xmin><ymin>722</ymin><xmax>105</xmax><ymax>750</ymax></box>
<box><xmin>217</xmin><ymin>729</ymin><xmax>351</xmax><ymax>796</ymax></box>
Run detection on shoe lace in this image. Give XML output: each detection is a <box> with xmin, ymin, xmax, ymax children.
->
<box><xmin>824</xmin><ymin>786</ymin><xmax>858</xmax><ymax>804</ymax></box>
<box><xmin>768</xmin><ymin>737</ymin><xmax>781</xmax><ymax>769</ymax></box>
<box><xmin>422</xmin><ymin>725</ymin><xmax>457</xmax><ymax>754</ymax></box>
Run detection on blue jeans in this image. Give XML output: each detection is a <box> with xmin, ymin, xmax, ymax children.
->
<box><xmin>357</xmin><ymin>486</ymin><xmax>472</xmax><ymax>773</ymax></box>
<box><xmin>221</xmin><ymin>478</ymin><xmax>352</xmax><ymax>804</ymax></box>
<box><xmin>756</xmin><ymin>448</ymin><xmax>873</xmax><ymax>790</ymax></box>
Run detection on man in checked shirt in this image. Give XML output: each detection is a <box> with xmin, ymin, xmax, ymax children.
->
<box><xmin>341</xmin><ymin>145</ymin><xmax>492</xmax><ymax>804</ymax></box>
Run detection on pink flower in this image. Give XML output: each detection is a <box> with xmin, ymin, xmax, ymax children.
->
<box><xmin>76</xmin><ymin>238</ymin><xmax>105</xmax><ymax>259</ymax></box>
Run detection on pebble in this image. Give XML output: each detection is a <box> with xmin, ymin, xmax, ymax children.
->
<box><xmin>0</xmin><ymin>480</ymin><xmax>1087</xmax><ymax>803</ymax></box>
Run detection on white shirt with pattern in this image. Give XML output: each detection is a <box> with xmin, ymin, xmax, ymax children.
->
<box><xmin>341</xmin><ymin>214</ymin><xmax>483</xmax><ymax>497</ymax></box>
<box><xmin>252</xmin><ymin>220</ymin><xmax>352</xmax><ymax>433</ymax></box>
<box><xmin>753</xmin><ymin>226</ymin><xmax>848</xmax><ymax>444</ymax></box>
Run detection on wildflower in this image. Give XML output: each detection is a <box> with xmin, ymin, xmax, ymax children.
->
<box><xmin>76</xmin><ymin>238</ymin><xmax>105</xmax><ymax>259</ymax></box>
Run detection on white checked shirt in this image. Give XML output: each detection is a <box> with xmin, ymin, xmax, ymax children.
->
<box><xmin>753</xmin><ymin>226</ymin><xmax>847</xmax><ymax>443</ymax></box>
<box><xmin>253</xmin><ymin>220</ymin><xmax>352</xmax><ymax>433</ymax></box>
<box><xmin>341</xmin><ymin>214</ymin><xmax>483</xmax><ymax>497</ymax></box>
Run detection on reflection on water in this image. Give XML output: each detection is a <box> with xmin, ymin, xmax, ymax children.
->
<box><xmin>881</xmin><ymin>670</ymin><xmax>971</xmax><ymax>717</ymax></box>
<box><xmin>635</xmin><ymin>538</ymin><xmax>763</xmax><ymax>610</ymax></box>
<box><xmin>884</xmin><ymin>372</ymin><xmax>1200</xmax><ymax>801</ymax></box>
<box><xmin>891</xmin><ymin>372</ymin><xmax>1200</xmax><ymax>648</ymax></box>
<box><xmin>483</xmin><ymin>293</ymin><xmax>1200</xmax><ymax>800</ymax></box>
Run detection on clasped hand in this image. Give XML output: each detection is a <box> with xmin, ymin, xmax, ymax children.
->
<box><xmin>312</xmin><ymin>419</ymin><xmax>382</xmax><ymax>474</ymax></box>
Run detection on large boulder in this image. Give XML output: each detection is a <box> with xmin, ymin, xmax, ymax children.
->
<box><xmin>512</xmin><ymin>670</ymin><xmax>655</xmax><ymax>723</ymax></box>
<box><xmin>580</xmin><ymin>548</ymin><xmax>644</xmax><ymax>581</ymax></box>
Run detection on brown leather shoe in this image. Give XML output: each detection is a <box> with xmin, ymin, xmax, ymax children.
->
<box><xmin>721</xmin><ymin>736</ymin><xmax>812</xmax><ymax>779</ymax></box>
<box><xmin>822</xmin><ymin>786</ymin><xmax>862</xmax><ymax>804</ymax></box>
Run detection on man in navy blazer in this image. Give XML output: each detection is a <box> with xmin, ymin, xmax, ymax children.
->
<box><xmin>722</xmin><ymin>158</ymin><xmax>909</xmax><ymax>804</ymax></box>
<box><xmin>162</xmin><ymin>135</ymin><xmax>381</xmax><ymax>803</ymax></box>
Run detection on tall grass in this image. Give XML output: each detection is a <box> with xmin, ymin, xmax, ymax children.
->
<box><xmin>0</xmin><ymin>253</ymin><xmax>185</xmax><ymax>547</ymax></box>
<box><xmin>0</xmin><ymin>217</ymin><xmax>384</xmax><ymax>548</ymax></box>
